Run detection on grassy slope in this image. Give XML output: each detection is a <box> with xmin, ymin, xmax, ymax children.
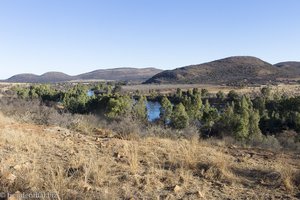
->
<box><xmin>0</xmin><ymin>113</ymin><xmax>299</xmax><ymax>200</ymax></box>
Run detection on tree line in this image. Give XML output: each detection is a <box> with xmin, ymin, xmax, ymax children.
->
<box><xmin>13</xmin><ymin>84</ymin><xmax>300</xmax><ymax>143</ymax></box>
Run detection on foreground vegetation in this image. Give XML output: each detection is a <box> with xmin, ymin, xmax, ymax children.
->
<box><xmin>0</xmin><ymin>83</ymin><xmax>299</xmax><ymax>199</ymax></box>
<box><xmin>0</xmin><ymin>113</ymin><xmax>299</xmax><ymax>199</ymax></box>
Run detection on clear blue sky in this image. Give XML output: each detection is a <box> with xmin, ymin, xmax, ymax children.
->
<box><xmin>0</xmin><ymin>0</ymin><xmax>299</xmax><ymax>79</ymax></box>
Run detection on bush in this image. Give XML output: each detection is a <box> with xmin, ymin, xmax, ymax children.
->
<box><xmin>171</xmin><ymin>103</ymin><xmax>189</xmax><ymax>129</ymax></box>
<box><xmin>248</xmin><ymin>135</ymin><xmax>281</xmax><ymax>150</ymax></box>
<box><xmin>105</xmin><ymin>96</ymin><xmax>132</xmax><ymax>119</ymax></box>
<box><xmin>0</xmin><ymin>97</ymin><xmax>105</xmax><ymax>133</ymax></box>
<box><xmin>108</xmin><ymin>116</ymin><xmax>141</xmax><ymax>140</ymax></box>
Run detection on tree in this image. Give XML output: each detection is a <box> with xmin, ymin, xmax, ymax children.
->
<box><xmin>113</xmin><ymin>85</ymin><xmax>122</xmax><ymax>94</ymax></box>
<box><xmin>160</xmin><ymin>96</ymin><xmax>173</xmax><ymax>124</ymax></box>
<box><xmin>63</xmin><ymin>84</ymin><xmax>89</xmax><ymax>113</ymax></box>
<box><xmin>193</xmin><ymin>88</ymin><xmax>200</xmax><ymax>96</ymax></box>
<box><xmin>171</xmin><ymin>103</ymin><xmax>189</xmax><ymax>129</ymax></box>
<box><xmin>201</xmin><ymin>100</ymin><xmax>219</xmax><ymax>136</ymax></box>
<box><xmin>253</xmin><ymin>96</ymin><xmax>266</xmax><ymax>116</ymax></box>
<box><xmin>218</xmin><ymin>103</ymin><xmax>239</xmax><ymax>137</ymax></box>
<box><xmin>182</xmin><ymin>91</ymin><xmax>203</xmax><ymax>121</ymax></box>
<box><xmin>248</xmin><ymin>109</ymin><xmax>262</xmax><ymax>138</ymax></box>
<box><xmin>15</xmin><ymin>86</ymin><xmax>30</xmax><ymax>99</ymax></box>
<box><xmin>235</xmin><ymin>96</ymin><xmax>250</xmax><ymax>140</ymax></box>
<box><xmin>192</xmin><ymin>92</ymin><xmax>203</xmax><ymax>120</ymax></box>
<box><xmin>176</xmin><ymin>88</ymin><xmax>182</xmax><ymax>98</ymax></box>
<box><xmin>261</xmin><ymin>86</ymin><xmax>271</xmax><ymax>100</ymax></box>
<box><xmin>227</xmin><ymin>90</ymin><xmax>240</xmax><ymax>102</ymax></box>
<box><xmin>216</xmin><ymin>91</ymin><xmax>225</xmax><ymax>100</ymax></box>
<box><xmin>132</xmin><ymin>96</ymin><xmax>147</xmax><ymax>122</ymax></box>
<box><xmin>106</xmin><ymin>95</ymin><xmax>132</xmax><ymax>119</ymax></box>
<box><xmin>201</xmin><ymin>89</ymin><xmax>208</xmax><ymax>98</ymax></box>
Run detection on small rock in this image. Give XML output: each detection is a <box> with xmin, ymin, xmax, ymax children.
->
<box><xmin>174</xmin><ymin>185</ymin><xmax>182</xmax><ymax>193</ymax></box>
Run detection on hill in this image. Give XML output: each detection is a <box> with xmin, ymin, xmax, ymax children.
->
<box><xmin>4</xmin><ymin>68</ymin><xmax>162</xmax><ymax>83</ymax></box>
<box><xmin>275</xmin><ymin>62</ymin><xmax>300</xmax><ymax>76</ymax></box>
<box><xmin>145</xmin><ymin>56</ymin><xmax>289</xmax><ymax>85</ymax></box>
<box><xmin>6</xmin><ymin>73</ymin><xmax>40</xmax><ymax>83</ymax></box>
<box><xmin>6</xmin><ymin>72</ymin><xmax>74</xmax><ymax>83</ymax></box>
<box><xmin>76</xmin><ymin>67</ymin><xmax>162</xmax><ymax>81</ymax></box>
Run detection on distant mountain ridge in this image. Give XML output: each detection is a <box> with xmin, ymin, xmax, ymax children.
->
<box><xmin>4</xmin><ymin>57</ymin><xmax>300</xmax><ymax>84</ymax></box>
<box><xmin>5</xmin><ymin>67</ymin><xmax>162</xmax><ymax>83</ymax></box>
<box><xmin>145</xmin><ymin>56</ymin><xmax>299</xmax><ymax>85</ymax></box>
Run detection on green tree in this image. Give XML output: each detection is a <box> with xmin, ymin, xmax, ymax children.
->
<box><xmin>201</xmin><ymin>100</ymin><xmax>219</xmax><ymax>136</ymax></box>
<box><xmin>160</xmin><ymin>96</ymin><xmax>173</xmax><ymax>124</ymax></box>
<box><xmin>193</xmin><ymin>88</ymin><xmax>200</xmax><ymax>96</ymax></box>
<box><xmin>248</xmin><ymin>109</ymin><xmax>262</xmax><ymax>138</ymax></box>
<box><xmin>132</xmin><ymin>96</ymin><xmax>147</xmax><ymax>122</ymax></box>
<box><xmin>63</xmin><ymin>84</ymin><xmax>89</xmax><ymax>113</ymax></box>
<box><xmin>253</xmin><ymin>96</ymin><xmax>266</xmax><ymax>116</ymax></box>
<box><xmin>176</xmin><ymin>88</ymin><xmax>182</xmax><ymax>98</ymax></box>
<box><xmin>106</xmin><ymin>95</ymin><xmax>132</xmax><ymax>119</ymax></box>
<box><xmin>201</xmin><ymin>88</ymin><xmax>208</xmax><ymax>98</ymax></box>
<box><xmin>216</xmin><ymin>91</ymin><xmax>225</xmax><ymax>100</ymax></box>
<box><xmin>227</xmin><ymin>90</ymin><xmax>240</xmax><ymax>102</ymax></box>
<box><xmin>261</xmin><ymin>86</ymin><xmax>272</xmax><ymax>100</ymax></box>
<box><xmin>171</xmin><ymin>103</ymin><xmax>189</xmax><ymax>129</ymax></box>
<box><xmin>218</xmin><ymin>103</ymin><xmax>239</xmax><ymax>137</ymax></box>
<box><xmin>235</xmin><ymin>96</ymin><xmax>250</xmax><ymax>140</ymax></box>
<box><xmin>15</xmin><ymin>86</ymin><xmax>30</xmax><ymax>99</ymax></box>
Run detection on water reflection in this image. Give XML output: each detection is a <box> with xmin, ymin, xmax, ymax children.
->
<box><xmin>146</xmin><ymin>101</ymin><xmax>161</xmax><ymax>122</ymax></box>
<box><xmin>87</xmin><ymin>90</ymin><xmax>94</xmax><ymax>97</ymax></box>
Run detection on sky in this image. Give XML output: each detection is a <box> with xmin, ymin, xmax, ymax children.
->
<box><xmin>0</xmin><ymin>0</ymin><xmax>299</xmax><ymax>79</ymax></box>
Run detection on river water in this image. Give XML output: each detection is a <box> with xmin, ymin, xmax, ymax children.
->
<box><xmin>146</xmin><ymin>101</ymin><xmax>161</xmax><ymax>122</ymax></box>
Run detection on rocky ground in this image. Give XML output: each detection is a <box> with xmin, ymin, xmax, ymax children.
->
<box><xmin>0</xmin><ymin>113</ymin><xmax>299</xmax><ymax>200</ymax></box>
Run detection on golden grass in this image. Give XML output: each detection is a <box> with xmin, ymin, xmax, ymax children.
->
<box><xmin>0</xmin><ymin>113</ymin><xmax>299</xmax><ymax>199</ymax></box>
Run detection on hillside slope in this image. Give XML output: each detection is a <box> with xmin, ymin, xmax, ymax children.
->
<box><xmin>76</xmin><ymin>67</ymin><xmax>162</xmax><ymax>81</ymax></box>
<box><xmin>145</xmin><ymin>56</ymin><xmax>288</xmax><ymax>85</ymax></box>
<box><xmin>6</xmin><ymin>73</ymin><xmax>40</xmax><ymax>83</ymax></box>
<box><xmin>0</xmin><ymin>113</ymin><xmax>299</xmax><ymax>199</ymax></box>
<box><xmin>275</xmin><ymin>62</ymin><xmax>300</xmax><ymax>76</ymax></box>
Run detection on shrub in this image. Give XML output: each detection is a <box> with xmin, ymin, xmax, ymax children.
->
<box><xmin>160</xmin><ymin>96</ymin><xmax>173</xmax><ymax>124</ymax></box>
<box><xmin>105</xmin><ymin>96</ymin><xmax>132</xmax><ymax>119</ymax></box>
<box><xmin>109</xmin><ymin>116</ymin><xmax>141</xmax><ymax>140</ymax></box>
<box><xmin>171</xmin><ymin>103</ymin><xmax>189</xmax><ymax>129</ymax></box>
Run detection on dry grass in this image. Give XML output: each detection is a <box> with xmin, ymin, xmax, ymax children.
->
<box><xmin>122</xmin><ymin>83</ymin><xmax>300</xmax><ymax>96</ymax></box>
<box><xmin>272</xmin><ymin>161</ymin><xmax>300</xmax><ymax>192</ymax></box>
<box><xmin>0</xmin><ymin>113</ymin><xmax>299</xmax><ymax>199</ymax></box>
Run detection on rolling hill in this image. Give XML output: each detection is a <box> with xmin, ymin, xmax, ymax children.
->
<box><xmin>275</xmin><ymin>62</ymin><xmax>300</xmax><ymax>76</ymax></box>
<box><xmin>5</xmin><ymin>68</ymin><xmax>162</xmax><ymax>83</ymax></box>
<box><xmin>5</xmin><ymin>58</ymin><xmax>300</xmax><ymax>84</ymax></box>
<box><xmin>145</xmin><ymin>56</ymin><xmax>291</xmax><ymax>85</ymax></box>
<box><xmin>75</xmin><ymin>67</ymin><xmax>162</xmax><ymax>81</ymax></box>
